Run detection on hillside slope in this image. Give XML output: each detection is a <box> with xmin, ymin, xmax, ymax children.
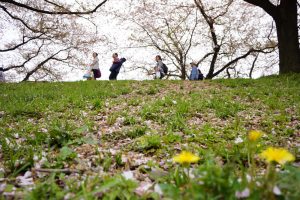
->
<box><xmin>0</xmin><ymin>75</ymin><xmax>299</xmax><ymax>199</ymax></box>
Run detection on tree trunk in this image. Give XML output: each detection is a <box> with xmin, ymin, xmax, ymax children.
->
<box><xmin>181</xmin><ymin>65</ymin><xmax>186</xmax><ymax>80</ymax></box>
<box><xmin>275</xmin><ymin>0</ymin><xmax>300</xmax><ymax>73</ymax></box>
<box><xmin>244</xmin><ymin>0</ymin><xmax>300</xmax><ymax>74</ymax></box>
<box><xmin>206</xmin><ymin>46</ymin><xmax>220</xmax><ymax>79</ymax></box>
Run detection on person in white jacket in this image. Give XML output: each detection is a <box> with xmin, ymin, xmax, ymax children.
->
<box><xmin>0</xmin><ymin>68</ymin><xmax>5</xmax><ymax>83</ymax></box>
<box><xmin>89</xmin><ymin>52</ymin><xmax>101</xmax><ymax>80</ymax></box>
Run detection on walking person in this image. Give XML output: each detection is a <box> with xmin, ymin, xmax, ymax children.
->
<box><xmin>0</xmin><ymin>67</ymin><xmax>5</xmax><ymax>83</ymax></box>
<box><xmin>189</xmin><ymin>62</ymin><xmax>199</xmax><ymax>81</ymax></box>
<box><xmin>89</xmin><ymin>52</ymin><xmax>101</xmax><ymax>80</ymax></box>
<box><xmin>154</xmin><ymin>55</ymin><xmax>168</xmax><ymax>79</ymax></box>
<box><xmin>109</xmin><ymin>53</ymin><xmax>126</xmax><ymax>80</ymax></box>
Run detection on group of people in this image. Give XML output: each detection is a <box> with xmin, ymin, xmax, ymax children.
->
<box><xmin>83</xmin><ymin>53</ymin><xmax>204</xmax><ymax>81</ymax></box>
<box><xmin>83</xmin><ymin>52</ymin><xmax>126</xmax><ymax>81</ymax></box>
<box><xmin>152</xmin><ymin>55</ymin><xmax>204</xmax><ymax>81</ymax></box>
<box><xmin>0</xmin><ymin>53</ymin><xmax>204</xmax><ymax>83</ymax></box>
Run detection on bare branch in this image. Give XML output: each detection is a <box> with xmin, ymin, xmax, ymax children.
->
<box><xmin>249</xmin><ymin>53</ymin><xmax>259</xmax><ymax>79</ymax></box>
<box><xmin>0</xmin><ymin>5</ymin><xmax>37</xmax><ymax>32</ymax></box>
<box><xmin>212</xmin><ymin>46</ymin><xmax>276</xmax><ymax>77</ymax></box>
<box><xmin>196</xmin><ymin>52</ymin><xmax>214</xmax><ymax>66</ymax></box>
<box><xmin>4</xmin><ymin>41</ymin><xmax>45</xmax><ymax>71</ymax></box>
<box><xmin>213</xmin><ymin>0</ymin><xmax>234</xmax><ymax>20</ymax></box>
<box><xmin>243</xmin><ymin>0</ymin><xmax>278</xmax><ymax>18</ymax></box>
<box><xmin>44</xmin><ymin>0</ymin><xmax>66</xmax><ymax>10</ymax></box>
<box><xmin>0</xmin><ymin>0</ymin><xmax>108</xmax><ymax>15</ymax></box>
<box><xmin>0</xmin><ymin>34</ymin><xmax>44</xmax><ymax>52</ymax></box>
<box><xmin>22</xmin><ymin>47</ymin><xmax>73</xmax><ymax>81</ymax></box>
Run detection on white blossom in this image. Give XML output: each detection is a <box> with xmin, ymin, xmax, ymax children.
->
<box><xmin>234</xmin><ymin>136</ymin><xmax>243</xmax><ymax>144</ymax></box>
<box><xmin>154</xmin><ymin>184</ymin><xmax>163</xmax><ymax>195</ymax></box>
<box><xmin>235</xmin><ymin>188</ymin><xmax>250</xmax><ymax>198</ymax></box>
<box><xmin>273</xmin><ymin>186</ymin><xmax>282</xmax><ymax>196</ymax></box>
<box><xmin>122</xmin><ymin>171</ymin><xmax>135</xmax><ymax>180</ymax></box>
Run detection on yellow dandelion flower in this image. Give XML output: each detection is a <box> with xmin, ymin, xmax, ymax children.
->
<box><xmin>260</xmin><ymin>147</ymin><xmax>295</xmax><ymax>165</ymax></box>
<box><xmin>248</xmin><ymin>130</ymin><xmax>263</xmax><ymax>142</ymax></box>
<box><xmin>173</xmin><ymin>151</ymin><xmax>200</xmax><ymax>164</ymax></box>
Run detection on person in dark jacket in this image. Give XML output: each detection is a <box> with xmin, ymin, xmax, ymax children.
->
<box><xmin>109</xmin><ymin>53</ymin><xmax>126</xmax><ymax>80</ymax></box>
<box><xmin>154</xmin><ymin>55</ymin><xmax>165</xmax><ymax>79</ymax></box>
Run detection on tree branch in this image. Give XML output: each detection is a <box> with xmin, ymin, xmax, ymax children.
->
<box><xmin>243</xmin><ymin>0</ymin><xmax>278</xmax><ymax>18</ymax></box>
<box><xmin>196</xmin><ymin>52</ymin><xmax>214</xmax><ymax>66</ymax></box>
<box><xmin>0</xmin><ymin>0</ymin><xmax>108</xmax><ymax>15</ymax></box>
<box><xmin>0</xmin><ymin>34</ymin><xmax>44</xmax><ymax>52</ymax></box>
<box><xmin>213</xmin><ymin>0</ymin><xmax>233</xmax><ymax>20</ymax></box>
<box><xmin>212</xmin><ymin>46</ymin><xmax>276</xmax><ymax>77</ymax></box>
<box><xmin>0</xmin><ymin>5</ymin><xmax>38</xmax><ymax>32</ymax></box>
<box><xmin>249</xmin><ymin>53</ymin><xmax>259</xmax><ymax>79</ymax></box>
<box><xmin>44</xmin><ymin>0</ymin><xmax>66</xmax><ymax>10</ymax></box>
<box><xmin>4</xmin><ymin>41</ymin><xmax>45</xmax><ymax>71</ymax></box>
<box><xmin>22</xmin><ymin>47</ymin><xmax>72</xmax><ymax>81</ymax></box>
<box><xmin>195</xmin><ymin>0</ymin><xmax>221</xmax><ymax>78</ymax></box>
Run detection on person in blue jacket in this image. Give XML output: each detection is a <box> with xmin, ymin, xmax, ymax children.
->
<box><xmin>189</xmin><ymin>62</ymin><xmax>199</xmax><ymax>81</ymax></box>
<box><xmin>109</xmin><ymin>53</ymin><xmax>126</xmax><ymax>80</ymax></box>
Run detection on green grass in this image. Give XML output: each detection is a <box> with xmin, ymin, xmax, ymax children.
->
<box><xmin>0</xmin><ymin>75</ymin><xmax>299</xmax><ymax>199</ymax></box>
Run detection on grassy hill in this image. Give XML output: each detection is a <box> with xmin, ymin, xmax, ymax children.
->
<box><xmin>0</xmin><ymin>75</ymin><xmax>299</xmax><ymax>199</ymax></box>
